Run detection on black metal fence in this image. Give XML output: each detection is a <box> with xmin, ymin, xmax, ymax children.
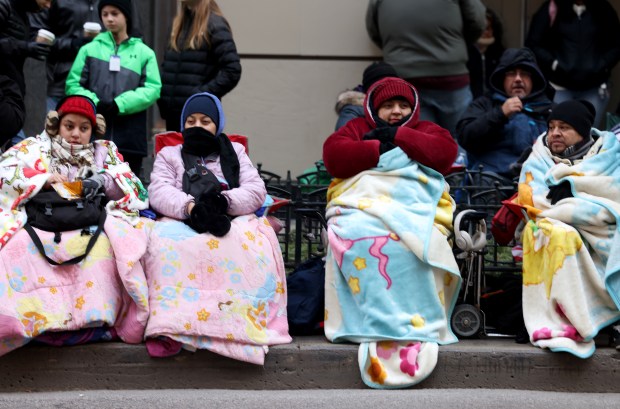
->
<box><xmin>262</xmin><ymin>163</ymin><xmax>523</xmax><ymax>274</ymax></box>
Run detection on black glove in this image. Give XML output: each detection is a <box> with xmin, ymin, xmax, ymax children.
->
<box><xmin>546</xmin><ymin>180</ymin><xmax>573</xmax><ymax>205</ymax></box>
<box><xmin>197</xmin><ymin>190</ymin><xmax>228</xmax><ymax>214</ymax></box>
<box><xmin>379</xmin><ymin>142</ymin><xmax>397</xmax><ymax>155</ymax></box>
<box><xmin>97</xmin><ymin>100</ymin><xmax>119</xmax><ymax>119</ymax></box>
<box><xmin>81</xmin><ymin>173</ymin><xmax>105</xmax><ymax>199</ymax></box>
<box><xmin>189</xmin><ymin>202</ymin><xmax>231</xmax><ymax>237</ymax></box>
<box><xmin>27</xmin><ymin>42</ymin><xmax>51</xmax><ymax>60</ymax></box>
<box><xmin>362</xmin><ymin>126</ymin><xmax>398</xmax><ymax>144</ymax></box>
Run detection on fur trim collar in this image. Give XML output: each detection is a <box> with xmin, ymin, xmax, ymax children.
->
<box><xmin>335</xmin><ymin>90</ymin><xmax>365</xmax><ymax>114</ymax></box>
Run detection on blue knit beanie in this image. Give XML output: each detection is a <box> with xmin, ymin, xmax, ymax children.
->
<box><xmin>181</xmin><ymin>93</ymin><xmax>222</xmax><ymax>133</ymax></box>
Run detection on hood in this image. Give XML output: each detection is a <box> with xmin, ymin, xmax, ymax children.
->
<box><xmin>363</xmin><ymin>78</ymin><xmax>420</xmax><ymax>129</ymax></box>
<box><xmin>180</xmin><ymin>92</ymin><xmax>226</xmax><ymax>135</ymax></box>
<box><xmin>489</xmin><ymin>48</ymin><xmax>548</xmax><ymax>100</ymax></box>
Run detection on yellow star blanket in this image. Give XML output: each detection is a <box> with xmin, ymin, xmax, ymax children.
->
<box><xmin>518</xmin><ymin>129</ymin><xmax>620</xmax><ymax>357</ymax></box>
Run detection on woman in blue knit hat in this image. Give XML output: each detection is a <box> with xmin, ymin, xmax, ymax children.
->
<box><xmin>144</xmin><ymin>92</ymin><xmax>291</xmax><ymax>363</ymax></box>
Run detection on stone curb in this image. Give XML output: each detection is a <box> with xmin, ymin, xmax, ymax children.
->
<box><xmin>0</xmin><ymin>337</ymin><xmax>618</xmax><ymax>392</ymax></box>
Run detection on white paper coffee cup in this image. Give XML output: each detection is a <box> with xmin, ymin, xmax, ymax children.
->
<box><xmin>83</xmin><ymin>22</ymin><xmax>102</xmax><ymax>38</ymax></box>
<box><xmin>36</xmin><ymin>29</ymin><xmax>55</xmax><ymax>45</ymax></box>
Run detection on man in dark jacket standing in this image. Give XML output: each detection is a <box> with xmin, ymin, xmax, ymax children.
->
<box><xmin>456</xmin><ymin>48</ymin><xmax>554</xmax><ymax>179</ymax></box>
<box><xmin>0</xmin><ymin>0</ymin><xmax>51</xmax><ymax>144</ymax></box>
<box><xmin>526</xmin><ymin>0</ymin><xmax>620</xmax><ymax>128</ymax></box>
<box><xmin>0</xmin><ymin>61</ymin><xmax>25</xmax><ymax>147</ymax></box>
<box><xmin>0</xmin><ymin>0</ymin><xmax>52</xmax><ymax>94</ymax></box>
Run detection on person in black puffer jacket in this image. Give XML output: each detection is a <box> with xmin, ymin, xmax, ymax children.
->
<box><xmin>0</xmin><ymin>0</ymin><xmax>52</xmax><ymax>95</ymax></box>
<box><xmin>158</xmin><ymin>0</ymin><xmax>241</xmax><ymax>132</ymax></box>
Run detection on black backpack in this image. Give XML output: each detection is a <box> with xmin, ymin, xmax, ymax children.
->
<box><xmin>286</xmin><ymin>257</ymin><xmax>325</xmax><ymax>335</ymax></box>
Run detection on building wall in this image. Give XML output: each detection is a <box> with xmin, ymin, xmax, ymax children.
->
<box><xmin>23</xmin><ymin>0</ymin><xmax>620</xmax><ymax>177</ymax></box>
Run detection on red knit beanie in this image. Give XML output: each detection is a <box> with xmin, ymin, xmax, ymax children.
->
<box><xmin>372</xmin><ymin>78</ymin><xmax>416</xmax><ymax>110</ymax></box>
<box><xmin>57</xmin><ymin>96</ymin><xmax>97</xmax><ymax>126</ymax></box>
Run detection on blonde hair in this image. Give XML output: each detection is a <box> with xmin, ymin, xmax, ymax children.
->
<box><xmin>169</xmin><ymin>0</ymin><xmax>229</xmax><ymax>52</ymax></box>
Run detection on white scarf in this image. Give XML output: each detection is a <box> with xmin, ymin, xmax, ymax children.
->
<box><xmin>49</xmin><ymin>136</ymin><xmax>96</xmax><ymax>180</ymax></box>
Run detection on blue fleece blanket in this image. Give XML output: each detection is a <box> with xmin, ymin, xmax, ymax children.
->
<box><xmin>324</xmin><ymin>148</ymin><xmax>460</xmax><ymax>388</ymax></box>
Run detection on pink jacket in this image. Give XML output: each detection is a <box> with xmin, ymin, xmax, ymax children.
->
<box><xmin>148</xmin><ymin>143</ymin><xmax>266</xmax><ymax>220</ymax></box>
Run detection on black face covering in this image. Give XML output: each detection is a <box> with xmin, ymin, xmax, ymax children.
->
<box><xmin>373</xmin><ymin>113</ymin><xmax>412</xmax><ymax>129</ymax></box>
<box><xmin>182</xmin><ymin>127</ymin><xmax>220</xmax><ymax>157</ymax></box>
<box><xmin>180</xmin><ymin>126</ymin><xmax>241</xmax><ymax>189</ymax></box>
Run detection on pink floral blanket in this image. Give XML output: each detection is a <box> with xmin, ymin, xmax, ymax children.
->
<box><xmin>0</xmin><ymin>216</ymin><xmax>150</xmax><ymax>355</ymax></box>
<box><xmin>143</xmin><ymin>215</ymin><xmax>291</xmax><ymax>364</ymax></box>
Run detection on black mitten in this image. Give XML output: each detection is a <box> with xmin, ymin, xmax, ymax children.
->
<box><xmin>189</xmin><ymin>202</ymin><xmax>231</xmax><ymax>236</ymax></box>
<box><xmin>198</xmin><ymin>190</ymin><xmax>228</xmax><ymax>214</ymax></box>
<box><xmin>379</xmin><ymin>142</ymin><xmax>397</xmax><ymax>154</ymax></box>
<box><xmin>546</xmin><ymin>180</ymin><xmax>573</xmax><ymax>205</ymax></box>
<box><xmin>362</xmin><ymin>126</ymin><xmax>397</xmax><ymax>143</ymax></box>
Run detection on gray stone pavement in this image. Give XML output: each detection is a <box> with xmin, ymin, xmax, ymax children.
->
<box><xmin>0</xmin><ymin>336</ymin><xmax>618</xmax><ymax>393</ymax></box>
<box><xmin>1</xmin><ymin>389</ymin><xmax>619</xmax><ymax>409</ymax></box>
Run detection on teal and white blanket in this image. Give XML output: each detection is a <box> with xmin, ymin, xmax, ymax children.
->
<box><xmin>324</xmin><ymin>149</ymin><xmax>460</xmax><ymax>388</ymax></box>
<box><xmin>518</xmin><ymin>129</ymin><xmax>620</xmax><ymax>358</ymax></box>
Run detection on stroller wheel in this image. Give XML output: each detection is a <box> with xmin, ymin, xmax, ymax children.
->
<box><xmin>451</xmin><ymin>304</ymin><xmax>482</xmax><ymax>338</ymax></box>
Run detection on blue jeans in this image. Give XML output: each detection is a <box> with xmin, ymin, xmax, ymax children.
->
<box><xmin>47</xmin><ymin>96</ymin><xmax>62</xmax><ymax>113</ymax></box>
<box><xmin>417</xmin><ymin>85</ymin><xmax>472</xmax><ymax>138</ymax></box>
<box><xmin>554</xmin><ymin>87</ymin><xmax>608</xmax><ymax>129</ymax></box>
<box><xmin>417</xmin><ymin>85</ymin><xmax>472</xmax><ymax>165</ymax></box>
<box><xmin>10</xmin><ymin>129</ymin><xmax>26</xmax><ymax>146</ymax></box>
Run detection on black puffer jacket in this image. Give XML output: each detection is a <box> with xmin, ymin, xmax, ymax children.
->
<box><xmin>526</xmin><ymin>0</ymin><xmax>620</xmax><ymax>90</ymax></box>
<box><xmin>0</xmin><ymin>60</ymin><xmax>24</xmax><ymax>145</ymax></box>
<box><xmin>158</xmin><ymin>12</ymin><xmax>241</xmax><ymax>127</ymax></box>
<box><xmin>0</xmin><ymin>0</ymin><xmax>43</xmax><ymax>92</ymax></box>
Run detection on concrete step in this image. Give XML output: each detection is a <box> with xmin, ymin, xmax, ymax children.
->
<box><xmin>0</xmin><ymin>336</ymin><xmax>618</xmax><ymax>392</ymax></box>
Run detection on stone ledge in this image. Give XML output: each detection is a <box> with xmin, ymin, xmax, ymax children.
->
<box><xmin>0</xmin><ymin>337</ymin><xmax>618</xmax><ymax>392</ymax></box>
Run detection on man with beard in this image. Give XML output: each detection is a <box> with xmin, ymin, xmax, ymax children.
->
<box><xmin>456</xmin><ymin>48</ymin><xmax>554</xmax><ymax>179</ymax></box>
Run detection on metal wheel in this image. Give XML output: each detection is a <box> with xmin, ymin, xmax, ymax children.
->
<box><xmin>451</xmin><ymin>304</ymin><xmax>482</xmax><ymax>338</ymax></box>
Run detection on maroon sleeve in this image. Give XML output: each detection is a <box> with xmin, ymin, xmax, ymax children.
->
<box><xmin>393</xmin><ymin>121</ymin><xmax>458</xmax><ymax>175</ymax></box>
<box><xmin>323</xmin><ymin>120</ymin><xmax>381</xmax><ymax>179</ymax></box>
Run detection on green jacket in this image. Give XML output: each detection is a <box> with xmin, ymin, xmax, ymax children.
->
<box><xmin>366</xmin><ymin>0</ymin><xmax>486</xmax><ymax>79</ymax></box>
<box><xmin>66</xmin><ymin>32</ymin><xmax>161</xmax><ymax>156</ymax></box>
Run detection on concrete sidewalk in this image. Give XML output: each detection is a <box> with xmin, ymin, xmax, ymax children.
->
<box><xmin>0</xmin><ymin>336</ymin><xmax>618</xmax><ymax>392</ymax></box>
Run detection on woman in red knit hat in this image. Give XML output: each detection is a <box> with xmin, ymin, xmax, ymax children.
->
<box><xmin>0</xmin><ymin>94</ymin><xmax>149</xmax><ymax>355</ymax></box>
<box><xmin>323</xmin><ymin>77</ymin><xmax>457</xmax><ymax>178</ymax></box>
<box><xmin>0</xmin><ymin>94</ymin><xmax>147</xmax><ymax>248</ymax></box>
<box><xmin>322</xmin><ymin>77</ymin><xmax>461</xmax><ymax>389</ymax></box>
